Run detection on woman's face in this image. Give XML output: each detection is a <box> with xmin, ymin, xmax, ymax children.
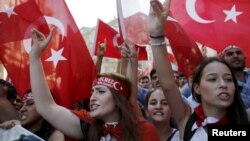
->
<box><xmin>147</xmin><ymin>89</ymin><xmax>171</xmax><ymax>123</ymax></box>
<box><xmin>19</xmin><ymin>98</ymin><xmax>42</xmax><ymax>127</ymax></box>
<box><xmin>194</xmin><ymin>61</ymin><xmax>235</xmax><ymax>109</ymax></box>
<box><xmin>90</xmin><ymin>85</ymin><xmax>119</xmax><ymax>122</ymax></box>
<box><xmin>13</xmin><ymin>95</ymin><xmax>23</xmax><ymax>110</ymax></box>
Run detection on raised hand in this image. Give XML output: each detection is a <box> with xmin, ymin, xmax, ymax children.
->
<box><xmin>29</xmin><ymin>28</ymin><xmax>54</xmax><ymax>58</ymax></box>
<box><xmin>97</xmin><ymin>39</ymin><xmax>106</xmax><ymax>57</ymax></box>
<box><xmin>148</xmin><ymin>0</ymin><xmax>171</xmax><ymax>35</ymax></box>
<box><xmin>120</xmin><ymin>40</ymin><xmax>137</xmax><ymax>59</ymax></box>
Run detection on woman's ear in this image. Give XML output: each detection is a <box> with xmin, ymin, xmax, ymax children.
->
<box><xmin>193</xmin><ymin>83</ymin><xmax>201</xmax><ymax>95</ymax></box>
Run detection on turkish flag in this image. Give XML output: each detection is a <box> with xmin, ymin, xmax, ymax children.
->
<box><xmin>165</xmin><ymin>12</ymin><xmax>203</xmax><ymax>76</ymax></box>
<box><xmin>170</xmin><ymin>0</ymin><xmax>250</xmax><ymax>66</ymax></box>
<box><xmin>0</xmin><ymin>0</ymin><xmax>49</xmax><ymax>96</ymax></box>
<box><xmin>0</xmin><ymin>0</ymin><xmax>96</xmax><ymax>108</ymax></box>
<box><xmin>117</xmin><ymin>0</ymin><xmax>202</xmax><ymax>76</ymax></box>
<box><xmin>0</xmin><ymin>0</ymin><xmax>49</xmax><ymax>44</ymax></box>
<box><xmin>94</xmin><ymin>19</ymin><xmax>148</xmax><ymax>60</ymax></box>
<box><xmin>94</xmin><ymin>19</ymin><xmax>122</xmax><ymax>59</ymax></box>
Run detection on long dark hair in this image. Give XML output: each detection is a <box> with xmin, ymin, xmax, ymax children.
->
<box><xmin>191</xmin><ymin>57</ymin><xmax>249</xmax><ymax>125</ymax></box>
<box><xmin>35</xmin><ymin>120</ymin><xmax>54</xmax><ymax>140</ymax></box>
<box><xmin>88</xmin><ymin>73</ymin><xmax>140</xmax><ymax>141</ymax></box>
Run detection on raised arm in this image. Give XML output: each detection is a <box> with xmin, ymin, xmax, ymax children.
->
<box><xmin>95</xmin><ymin>39</ymin><xmax>106</xmax><ymax>74</ymax></box>
<box><xmin>116</xmin><ymin>43</ymin><xmax>128</xmax><ymax>75</ymax></box>
<box><xmin>120</xmin><ymin>41</ymin><xmax>144</xmax><ymax>120</ymax></box>
<box><xmin>29</xmin><ymin>28</ymin><xmax>83</xmax><ymax>139</ymax></box>
<box><xmin>148</xmin><ymin>0</ymin><xmax>191</xmax><ymax>129</ymax></box>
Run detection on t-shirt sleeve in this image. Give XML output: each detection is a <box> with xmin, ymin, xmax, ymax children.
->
<box><xmin>137</xmin><ymin>120</ymin><xmax>160</xmax><ymax>141</ymax></box>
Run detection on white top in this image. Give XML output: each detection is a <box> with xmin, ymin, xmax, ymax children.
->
<box><xmin>190</xmin><ymin>127</ymin><xmax>207</xmax><ymax>141</ymax></box>
<box><xmin>170</xmin><ymin>128</ymin><xmax>180</xmax><ymax>141</ymax></box>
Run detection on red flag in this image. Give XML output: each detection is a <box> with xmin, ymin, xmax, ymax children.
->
<box><xmin>0</xmin><ymin>0</ymin><xmax>96</xmax><ymax>108</ymax></box>
<box><xmin>165</xmin><ymin>12</ymin><xmax>203</xmax><ymax>76</ymax></box>
<box><xmin>94</xmin><ymin>19</ymin><xmax>148</xmax><ymax>60</ymax></box>
<box><xmin>117</xmin><ymin>0</ymin><xmax>149</xmax><ymax>46</ymax></box>
<box><xmin>117</xmin><ymin>0</ymin><xmax>202</xmax><ymax>76</ymax></box>
<box><xmin>94</xmin><ymin>19</ymin><xmax>122</xmax><ymax>59</ymax></box>
<box><xmin>0</xmin><ymin>0</ymin><xmax>49</xmax><ymax>44</ymax></box>
<box><xmin>170</xmin><ymin>0</ymin><xmax>250</xmax><ymax>66</ymax></box>
<box><xmin>0</xmin><ymin>0</ymin><xmax>49</xmax><ymax>96</ymax></box>
<box><xmin>135</xmin><ymin>45</ymin><xmax>148</xmax><ymax>61</ymax></box>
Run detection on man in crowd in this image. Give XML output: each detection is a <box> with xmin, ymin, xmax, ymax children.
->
<box><xmin>0</xmin><ymin>79</ymin><xmax>19</xmax><ymax>123</ymax></box>
<box><xmin>220</xmin><ymin>45</ymin><xmax>250</xmax><ymax>109</ymax></box>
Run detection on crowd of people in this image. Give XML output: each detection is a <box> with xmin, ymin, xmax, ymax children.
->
<box><xmin>1</xmin><ymin>0</ymin><xmax>250</xmax><ymax>141</ymax></box>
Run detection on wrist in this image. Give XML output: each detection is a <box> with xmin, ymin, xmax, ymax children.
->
<box><xmin>149</xmin><ymin>38</ymin><xmax>166</xmax><ymax>47</ymax></box>
<box><xmin>149</xmin><ymin>34</ymin><xmax>165</xmax><ymax>39</ymax></box>
<box><xmin>97</xmin><ymin>55</ymin><xmax>104</xmax><ymax>58</ymax></box>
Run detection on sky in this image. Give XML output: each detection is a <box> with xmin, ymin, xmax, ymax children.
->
<box><xmin>65</xmin><ymin>0</ymin><xmax>117</xmax><ymax>28</ymax></box>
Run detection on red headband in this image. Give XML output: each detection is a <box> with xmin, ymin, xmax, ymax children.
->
<box><xmin>22</xmin><ymin>92</ymin><xmax>33</xmax><ymax>101</ymax></box>
<box><xmin>220</xmin><ymin>45</ymin><xmax>241</xmax><ymax>57</ymax></box>
<box><xmin>93</xmin><ymin>76</ymin><xmax>130</xmax><ymax>98</ymax></box>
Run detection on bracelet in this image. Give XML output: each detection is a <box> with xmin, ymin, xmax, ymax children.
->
<box><xmin>149</xmin><ymin>41</ymin><xmax>166</xmax><ymax>47</ymax></box>
<box><xmin>149</xmin><ymin>34</ymin><xmax>165</xmax><ymax>39</ymax></box>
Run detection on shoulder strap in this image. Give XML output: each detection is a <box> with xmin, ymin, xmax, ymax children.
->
<box><xmin>80</xmin><ymin>120</ymin><xmax>90</xmax><ymax>141</ymax></box>
<box><xmin>183</xmin><ymin>113</ymin><xmax>199</xmax><ymax>141</ymax></box>
<box><xmin>167</xmin><ymin>129</ymin><xmax>178</xmax><ymax>141</ymax></box>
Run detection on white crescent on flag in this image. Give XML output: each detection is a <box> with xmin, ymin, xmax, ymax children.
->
<box><xmin>186</xmin><ymin>0</ymin><xmax>215</xmax><ymax>24</ymax></box>
<box><xmin>23</xmin><ymin>16</ymin><xmax>65</xmax><ymax>53</ymax></box>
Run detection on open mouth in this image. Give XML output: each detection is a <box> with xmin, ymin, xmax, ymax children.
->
<box><xmin>90</xmin><ymin>104</ymin><xmax>99</xmax><ymax>111</ymax></box>
<box><xmin>153</xmin><ymin>111</ymin><xmax>164</xmax><ymax>115</ymax></box>
<box><xmin>20</xmin><ymin>115</ymin><xmax>27</xmax><ymax>120</ymax></box>
<box><xmin>218</xmin><ymin>93</ymin><xmax>230</xmax><ymax>101</ymax></box>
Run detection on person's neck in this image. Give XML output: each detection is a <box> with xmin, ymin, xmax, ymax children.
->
<box><xmin>25</xmin><ymin>118</ymin><xmax>44</xmax><ymax>133</ymax></box>
<box><xmin>202</xmin><ymin>104</ymin><xmax>227</xmax><ymax>119</ymax></box>
<box><xmin>234</xmin><ymin>70</ymin><xmax>245</xmax><ymax>82</ymax></box>
<box><xmin>153</xmin><ymin>121</ymin><xmax>173</xmax><ymax>141</ymax></box>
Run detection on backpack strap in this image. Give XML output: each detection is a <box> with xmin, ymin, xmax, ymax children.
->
<box><xmin>183</xmin><ymin>113</ymin><xmax>199</xmax><ymax>141</ymax></box>
<box><xmin>167</xmin><ymin>129</ymin><xmax>178</xmax><ymax>141</ymax></box>
<box><xmin>80</xmin><ymin>120</ymin><xmax>90</xmax><ymax>141</ymax></box>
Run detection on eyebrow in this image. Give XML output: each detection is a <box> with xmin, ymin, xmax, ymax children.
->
<box><xmin>206</xmin><ymin>73</ymin><xmax>232</xmax><ymax>77</ymax></box>
<box><xmin>93</xmin><ymin>86</ymin><xmax>108</xmax><ymax>90</ymax></box>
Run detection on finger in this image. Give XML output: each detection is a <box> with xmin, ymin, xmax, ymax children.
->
<box><xmin>121</xmin><ymin>45</ymin><xmax>130</xmax><ymax>54</ymax></box>
<box><xmin>104</xmin><ymin>38</ymin><xmax>107</xmax><ymax>45</ymax></box>
<box><xmin>103</xmin><ymin>39</ymin><xmax>107</xmax><ymax>51</ymax></box>
<box><xmin>151</xmin><ymin>0</ymin><xmax>163</xmax><ymax>14</ymax></box>
<box><xmin>98</xmin><ymin>41</ymin><xmax>103</xmax><ymax>48</ymax></box>
<box><xmin>120</xmin><ymin>50</ymin><xmax>128</xmax><ymax>58</ymax></box>
<box><xmin>32</xmin><ymin>28</ymin><xmax>46</xmax><ymax>41</ymax></box>
<box><xmin>31</xmin><ymin>28</ymin><xmax>39</xmax><ymax>43</ymax></box>
<box><xmin>121</xmin><ymin>46</ymin><xmax>130</xmax><ymax>56</ymax></box>
<box><xmin>137</xmin><ymin>47</ymin><xmax>140</xmax><ymax>56</ymax></box>
<box><xmin>162</xmin><ymin>0</ymin><xmax>171</xmax><ymax>16</ymax></box>
<box><xmin>46</xmin><ymin>27</ymin><xmax>55</xmax><ymax>43</ymax></box>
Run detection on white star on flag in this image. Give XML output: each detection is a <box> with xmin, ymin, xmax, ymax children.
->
<box><xmin>2</xmin><ymin>5</ymin><xmax>18</xmax><ymax>18</ymax></box>
<box><xmin>45</xmin><ymin>48</ymin><xmax>67</xmax><ymax>68</ymax></box>
<box><xmin>223</xmin><ymin>5</ymin><xmax>243</xmax><ymax>23</ymax></box>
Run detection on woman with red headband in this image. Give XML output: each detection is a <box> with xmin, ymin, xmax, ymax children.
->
<box><xmin>28</xmin><ymin>23</ymin><xmax>159</xmax><ymax>141</ymax></box>
<box><xmin>0</xmin><ymin>90</ymin><xmax>65</xmax><ymax>141</ymax></box>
